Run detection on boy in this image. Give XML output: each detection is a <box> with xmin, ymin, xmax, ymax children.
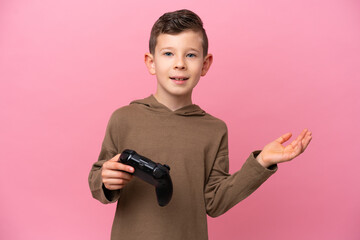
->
<box><xmin>88</xmin><ymin>9</ymin><xmax>312</xmax><ymax>240</ymax></box>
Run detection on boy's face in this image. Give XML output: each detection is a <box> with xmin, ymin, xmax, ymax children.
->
<box><xmin>145</xmin><ymin>30</ymin><xmax>212</xmax><ymax>100</ymax></box>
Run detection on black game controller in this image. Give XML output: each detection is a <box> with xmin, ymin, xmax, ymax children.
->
<box><xmin>119</xmin><ymin>149</ymin><xmax>173</xmax><ymax>207</ymax></box>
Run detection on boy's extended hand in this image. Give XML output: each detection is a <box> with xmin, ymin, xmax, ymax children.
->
<box><xmin>256</xmin><ymin>129</ymin><xmax>312</xmax><ymax>168</ymax></box>
<box><xmin>102</xmin><ymin>154</ymin><xmax>135</xmax><ymax>190</ymax></box>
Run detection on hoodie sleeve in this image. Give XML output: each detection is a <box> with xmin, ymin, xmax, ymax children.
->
<box><xmin>204</xmin><ymin>129</ymin><xmax>277</xmax><ymax>218</ymax></box>
<box><xmin>88</xmin><ymin>112</ymin><xmax>121</xmax><ymax>204</ymax></box>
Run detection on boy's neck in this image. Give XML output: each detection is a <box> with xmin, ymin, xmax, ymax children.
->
<box><xmin>153</xmin><ymin>92</ymin><xmax>193</xmax><ymax>111</ymax></box>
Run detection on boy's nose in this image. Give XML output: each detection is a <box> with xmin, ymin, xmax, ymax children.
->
<box><xmin>174</xmin><ymin>57</ymin><xmax>186</xmax><ymax>70</ymax></box>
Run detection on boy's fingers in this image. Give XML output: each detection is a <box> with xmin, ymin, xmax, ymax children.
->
<box><xmin>300</xmin><ymin>129</ymin><xmax>309</xmax><ymax>140</ymax></box>
<box><xmin>292</xmin><ymin>129</ymin><xmax>307</xmax><ymax>147</ymax></box>
<box><xmin>295</xmin><ymin>131</ymin><xmax>311</xmax><ymax>152</ymax></box>
<box><xmin>118</xmin><ymin>163</ymin><xmax>134</xmax><ymax>173</ymax></box>
<box><xmin>290</xmin><ymin>137</ymin><xmax>300</xmax><ymax>148</ymax></box>
<box><xmin>106</xmin><ymin>162</ymin><xmax>134</xmax><ymax>173</ymax></box>
<box><xmin>103</xmin><ymin>156</ymin><xmax>135</xmax><ymax>173</ymax></box>
<box><xmin>103</xmin><ymin>170</ymin><xmax>134</xmax><ymax>180</ymax></box>
<box><xmin>115</xmin><ymin>170</ymin><xmax>134</xmax><ymax>180</ymax></box>
<box><xmin>104</xmin><ymin>184</ymin><xmax>126</xmax><ymax>190</ymax></box>
<box><xmin>287</xmin><ymin>141</ymin><xmax>302</xmax><ymax>160</ymax></box>
<box><xmin>104</xmin><ymin>178</ymin><xmax>131</xmax><ymax>186</ymax></box>
<box><xmin>301</xmin><ymin>133</ymin><xmax>313</xmax><ymax>152</ymax></box>
<box><xmin>295</xmin><ymin>129</ymin><xmax>306</xmax><ymax>142</ymax></box>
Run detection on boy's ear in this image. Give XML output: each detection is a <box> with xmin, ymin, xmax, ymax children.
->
<box><xmin>201</xmin><ymin>54</ymin><xmax>213</xmax><ymax>76</ymax></box>
<box><xmin>144</xmin><ymin>53</ymin><xmax>156</xmax><ymax>75</ymax></box>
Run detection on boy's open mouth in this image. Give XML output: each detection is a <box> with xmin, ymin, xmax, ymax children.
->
<box><xmin>170</xmin><ymin>77</ymin><xmax>189</xmax><ymax>81</ymax></box>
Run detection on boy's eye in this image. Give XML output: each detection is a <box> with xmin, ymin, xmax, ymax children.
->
<box><xmin>186</xmin><ymin>53</ymin><xmax>196</xmax><ymax>58</ymax></box>
<box><xmin>164</xmin><ymin>52</ymin><xmax>173</xmax><ymax>56</ymax></box>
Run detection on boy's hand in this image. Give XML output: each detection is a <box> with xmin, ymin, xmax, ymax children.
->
<box><xmin>102</xmin><ymin>154</ymin><xmax>135</xmax><ymax>190</ymax></box>
<box><xmin>256</xmin><ymin>129</ymin><xmax>312</xmax><ymax>168</ymax></box>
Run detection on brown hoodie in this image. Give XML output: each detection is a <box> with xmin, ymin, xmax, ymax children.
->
<box><xmin>88</xmin><ymin>95</ymin><xmax>277</xmax><ymax>240</ymax></box>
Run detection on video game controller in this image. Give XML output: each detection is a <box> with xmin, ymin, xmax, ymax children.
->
<box><xmin>119</xmin><ymin>149</ymin><xmax>173</xmax><ymax>207</ymax></box>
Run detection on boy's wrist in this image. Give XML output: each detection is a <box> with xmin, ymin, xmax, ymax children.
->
<box><xmin>255</xmin><ymin>152</ymin><xmax>271</xmax><ymax>168</ymax></box>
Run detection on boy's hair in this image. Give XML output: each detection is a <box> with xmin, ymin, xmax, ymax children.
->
<box><xmin>149</xmin><ymin>9</ymin><xmax>209</xmax><ymax>57</ymax></box>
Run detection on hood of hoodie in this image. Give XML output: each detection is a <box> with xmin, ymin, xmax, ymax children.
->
<box><xmin>130</xmin><ymin>95</ymin><xmax>206</xmax><ymax>117</ymax></box>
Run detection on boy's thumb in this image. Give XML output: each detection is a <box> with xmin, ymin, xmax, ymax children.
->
<box><xmin>110</xmin><ymin>154</ymin><xmax>121</xmax><ymax>162</ymax></box>
<box><xmin>275</xmin><ymin>133</ymin><xmax>292</xmax><ymax>144</ymax></box>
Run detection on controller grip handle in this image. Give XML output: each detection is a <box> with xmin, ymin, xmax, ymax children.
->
<box><xmin>155</xmin><ymin>175</ymin><xmax>173</xmax><ymax>207</ymax></box>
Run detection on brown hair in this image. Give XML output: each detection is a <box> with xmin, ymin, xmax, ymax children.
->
<box><xmin>149</xmin><ymin>9</ymin><xmax>208</xmax><ymax>57</ymax></box>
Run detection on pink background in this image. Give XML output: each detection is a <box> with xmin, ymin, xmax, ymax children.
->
<box><xmin>1</xmin><ymin>0</ymin><xmax>359</xmax><ymax>239</ymax></box>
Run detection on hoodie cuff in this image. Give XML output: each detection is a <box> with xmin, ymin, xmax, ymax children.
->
<box><xmin>250</xmin><ymin>150</ymin><xmax>278</xmax><ymax>173</ymax></box>
<box><xmin>102</xmin><ymin>184</ymin><xmax>121</xmax><ymax>203</ymax></box>
<box><xmin>250</xmin><ymin>150</ymin><xmax>278</xmax><ymax>172</ymax></box>
<box><xmin>89</xmin><ymin>163</ymin><xmax>121</xmax><ymax>204</ymax></box>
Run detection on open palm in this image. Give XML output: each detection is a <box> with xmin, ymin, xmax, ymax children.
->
<box><xmin>257</xmin><ymin>129</ymin><xmax>312</xmax><ymax>168</ymax></box>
